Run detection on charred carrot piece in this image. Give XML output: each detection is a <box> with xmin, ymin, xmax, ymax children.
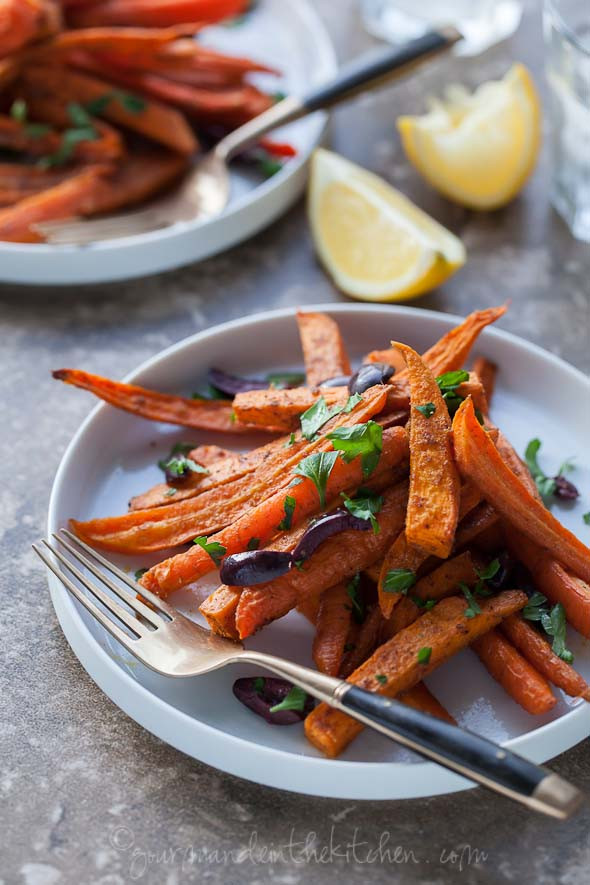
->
<box><xmin>313</xmin><ymin>582</ymin><xmax>353</xmax><ymax>676</ymax></box>
<box><xmin>67</xmin><ymin>0</ymin><xmax>248</xmax><ymax>28</ymax></box>
<box><xmin>399</xmin><ymin>683</ymin><xmax>456</xmax><ymax>724</ymax></box>
<box><xmin>472</xmin><ymin>629</ymin><xmax>557</xmax><ymax>715</ymax></box>
<box><xmin>52</xmin><ymin>368</ymin><xmax>253</xmax><ymax>433</ymax></box>
<box><xmin>501</xmin><ymin>614</ymin><xmax>590</xmax><ymax>701</ymax></box>
<box><xmin>452</xmin><ymin>397</ymin><xmax>590</xmax><ymax>583</ymax></box>
<box><xmin>296</xmin><ymin>311</ymin><xmax>352</xmax><ymax>387</ymax></box>
<box><xmin>304</xmin><ymin>591</ymin><xmax>527</xmax><ymax>757</ymax></box>
<box><xmin>0</xmin><ymin>165</ymin><xmax>109</xmax><ymax>243</ymax></box>
<box><xmin>393</xmin><ymin>342</ymin><xmax>460</xmax><ymax>559</ymax></box>
<box><xmin>231</xmin><ymin>482</ymin><xmax>409</xmax><ymax>640</ymax></box>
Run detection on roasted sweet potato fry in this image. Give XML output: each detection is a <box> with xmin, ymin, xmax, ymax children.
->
<box><xmin>313</xmin><ymin>582</ymin><xmax>353</xmax><ymax>676</ymax></box>
<box><xmin>413</xmin><ymin>551</ymin><xmax>479</xmax><ymax>603</ymax></box>
<box><xmin>304</xmin><ymin>591</ymin><xmax>527</xmax><ymax>757</ymax></box>
<box><xmin>339</xmin><ymin>606</ymin><xmax>384</xmax><ymax>678</ymax></box>
<box><xmin>472</xmin><ymin>629</ymin><xmax>557</xmax><ymax>715</ymax></box>
<box><xmin>473</xmin><ymin>357</ymin><xmax>497</xmax><ymax>405</ymax></box>
<box><xmin>232</xmin><ymin>386</ymin><xmax>347</xmax><ymax>432</ymax></box>
<box><xmin>52</xmin><ymin>368</ymin><xmax>251</xmax><ymax>433</ymax></box>
<box><xmin>393</xmin><ymin>342</ymin><xmax>460</xmax><ymax>559</ymax></box>
<box><xmin>66</xmin><ymin>0</ymin><xmax>248</xmax><ymax>28</ymax></box>
<box><xmin>501</xmin><ymin>614</ymin><xmax>590</xmax><ymax>701</ymax></box>
<box><xmin>399</xmin><ymin>682</ymin><xmax>456</xmax><ymax>724</ymax></box>
<box><xmin>0</xmin><ymin>164</ymin><xmax>109</xmax><ymax>242</ymax></box>
<box><xmin>296</xmin><ymin>311</ymin><xmax>352</xmax><ymax>387</ymax></box>
<box><xmin>452</xmin><ymin>397</ymin><xmax>590</xmax><ymax>583</ymax></box>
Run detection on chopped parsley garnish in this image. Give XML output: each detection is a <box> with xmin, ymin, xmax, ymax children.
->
<box><xmin>134</xmin><ymin>568</ymin><xmax>148</xmax><ymax>582</ymax></box>
<box><xmin>10</xmin><ymin>98</ymin><xmax>27</xmax><ymax>122</ymax></box>
<box><xmin>164</xmin><ymin>487</ymin><xmax>177</xmax><ymax>497</ymax></box>
<box><xmin>460</xmin><ymin>583</ymin><xmax>482</xmax><ymax>618</ymax></box>
<box><xmin>300</xmin><ymin>394</ymin><xmax>363</xmax><ymax>440</ymax></box>
<box><xmin>460</xmin><ymin>557</ymin><xmax>501</xmax><ymax>616</ymax></box>
<box><xmin>436</xmin><ymin>369</ymin><xmax>469</xmax><ymax>416</ymax></box>
<box><xmin>417</xmin><ymin>647</ymin><xmax>432</xmax><ymax>665</ymax></box>
<box><xmin>247</xmin><ymin>537</ymin><xmax>260</xmax><ymax>551</ymax></box>
<box><xmin>523</xmin><ymin>593</ymin><xmax>573</xmax><ymax>662</ymax></box>
<box><xmin>277</xmin><ymin>495</ymin><xmax>296</xmax><ymax>531</ymax></box>
<box><xmin>38</xmin><ymin>102</ymin><xmax>98</xmax><ymax>168</ymax></box>
<box><xmin>375</xmin><ymin>674</ymin><xmax>387</xmax><ymax>685</ymax></box>
<box><xmin>259</xmin><ymin>156</ymin><xmax>283</xmax><ymax>178</ymax></box>
<box><xmin>345</xmin><ymin>573</ymin><xmax>366</xmax><ymax>624</ymax></box>
<box><xmin>524</xmin><ymin>439</ymin><xmax>578</xmax><ymax>502</ymax></box>
<box><xmin>328</xmin><ymin>420</ymin><xmax>383</xmax><ymax>478</ymax></box>
<box><xmin>341</xmin><ymin>488</ymin><xmax>383</xmax><ymax>533</ymax></box>
<box><xmin>292</xmin><ymin>450</ymin><xmax>339</xmax><ymax>508</ymax></box>
<box><xmin>158</xmin><ymin>442</ymin><xmax>208</xmax><ymax>481</ymax></box>
<box><xmin>584</xmin><ymin>513</ymin><xmax>590</xmax><ymax>526</ymax></box>
<box><xmin>383</xmin><ymin>568</ymin><xmax>416</xmax><ymax>594</ymax></box>
<box><xmin>269</xmin><ymin>684</ymin><xmax>308</xmax><ymax>713</ymax></box>
<box><xmin>284</xmin><ymin>432</ymin><xmax>297</xmax><ymax>448</ymax></box>
<box><xmin>412</xmin><ymin>596</ymin><xmax>437</xmax><ymax>611</ymax></box>
<box><xmin>253</xmin><ymin>676</ymin><xmax>265</xmax><ymax>693</ymax></box>
<box><xmin>267</xmin><ymin>371</ymin><xmax>305</xmax><ymax>389</ymax></box>
<box><xmin>85</xmin><ymin>89</ymin><xmax>147</xmax><ymax>116</ymax></box>
<box><xmin>193</xmin><ymin>536</ymin><xmax>226</xmax><ymax>567</ymax></box>
<box><xmin>414</xmin><ymin>402</ymin><xmax>436</xmax><ymax>418</ymax></box>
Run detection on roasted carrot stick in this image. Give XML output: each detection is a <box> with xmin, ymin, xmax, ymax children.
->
<box><xmin>52</xmin><ymin>368</ymin><xmax>252</xmax><ymax>433</ymax></box>
<box><xmin>0</xmin><ymin>163</ymin><xmax>75</xmax><ymax>206</ymax></box>
<box><xmin>500</xmin><ymin>614</ymin><xmax>590</xmax><ymax>701</ymax></box>
<box><xmin>20</xmin><ymin>66</ymin><xmax>198</xmax><ymax>154</ymax></box>
<box><xmin>47</xmin><ymin>23</ymin><xmax>203</xmax><ymax>53</ymax></box>
<box><xmin>232</xmin><ymin>386</ymin><xmax>348</xmax><ymax>432</ymax></box>
<box><xmin>365</xmin><ymin>305</ymin><xmax>508</xmax><ymax>376</ymax></box>
<box><xmin>452</xmin><ymin>397</ymin><xmax>590</xmax><ymax>583</ymax></box>
<box><xmin>231</xmin><ymin>482</ymin><xmax>409</xmax><ymax>640</ymax></box>
<box><xmin>394</xmin><ymin>342</ymin><xmax>460</xmax><ymax>558</ymax></box>
<box><xmin>413</xmin><ymin>550</ymin><xmax>479</xmax><ymax>603</ymax></box>
<box><xmin>399</xmin><ymin>682</ymin><xmax>456</xmax><ymax>724</ymax></box>
<box><xmin>313</xmin><ymin>582</ymin><xmax>353</xmax><ymax>676</ymax></box>
<box><xmin>66</xmin><ymin>0</ymin><xmax>248</xmax><ymax>28</ymax></box>
<box><xmin>297</xmin><ymin>589</ymin><xmax>323</xmax><ymax>626</ymax></box>
<box><xmin>0</xmin><ymin>164</ymin><xmax>109</xmax><ymax>242</ymax></box>
<box><xmin>472</xmin><ymin>629</ymin><xmax>557</xmax><ymax>715</ymax></box>
<box><xmin>473</xmin><ymin>357</ymin><xmax>497</xmax><ymax>405</ymax></box>
<box><xmin>296</xmin><ymin>311</ymin><xmax>352</xmax><ymax>387</ymax></box>
<box><xmin>339</xmin><ymin>606</ymin><xmax>384</xmax><ymax>678</ymax></box>
<box><xmin>304</xmin><ymin>591</ymin><xmax>527</xmax><ymax>757</ymax></box>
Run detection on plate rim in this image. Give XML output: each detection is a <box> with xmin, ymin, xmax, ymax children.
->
<box><xmin>0</xmin><ymin>0</ymin><xmax>337</xmax><ymax>284</ymax></box>
<box><xmin>46</xmin><ymin>303</ymin><xmax>590</xmax><ymax>799</ymax></box>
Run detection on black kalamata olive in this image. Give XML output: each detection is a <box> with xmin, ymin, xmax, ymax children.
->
<box><xmin>232</xmin><ymin>677</ymin><xmax>314</xmax><ymax>725</ymax></box>
<box><xmin>348</xmin><ymin>362</ymin><xmax>394</xmax><ymax>395</ymax></box>
<box><xmin>291</xmin><ymin>509</ymin><xmax>371</xmax><ymax>564</ymax></box>
<box><xmin>220</xmin><ymin>550</ymin><xmax>292</xmax><ymax>586</ymax></box>
<box><xmin>318</xmin><ymin>375</ymin><xmax>352</xmax><ymax>388</ymax></box>
<box><xmin>553</xmin><ymin>475</ymin><xmax>579</xmax><ymax>500</ymax></box>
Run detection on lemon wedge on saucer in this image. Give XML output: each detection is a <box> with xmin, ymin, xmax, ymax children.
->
<box><xmin>397</xmin><ymin>63</ymin><xmax>541</xmax><ymax>210</ymax></box>
<box><xmin>308</xmin><ymin>148</ymin><xmax>465</xmax><ymax>302</ymax></box>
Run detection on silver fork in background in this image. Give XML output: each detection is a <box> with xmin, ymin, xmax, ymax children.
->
<box><xmin>34</xmin><ymin>530</ymin><xmax>584</xmax><ymax>819</ymax></box>
<box><xmin>34</xmin><ymin>27</ymin><xmax>462</xmax><ymax>245</ymax></box>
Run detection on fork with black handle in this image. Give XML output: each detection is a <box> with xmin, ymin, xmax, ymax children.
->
<box><xmin>34</xmin><ymin>530</ymin><xmax>584</xmax><ymax>818</ymax></box>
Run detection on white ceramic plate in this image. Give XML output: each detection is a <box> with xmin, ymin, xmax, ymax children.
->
<box><xmin>0</xmin><ymin>0</ymin><xmax>336</xmax><ymax>286</ymax></box>
<box><xmin>46</xmin><ymin>304</ymin><xmax>590</xmax><ymax>799</ymax></box>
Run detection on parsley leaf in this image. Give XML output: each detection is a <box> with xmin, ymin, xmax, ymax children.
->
<box><xmin>247</xmin><ymin>537</ymin><xmax>260</xmax><ymax>551</ymax></box>
<box><xmin>10</xmin><ymin>98</ymin><xmax>27</xmax><ymax>122</ymax></box>
<box><xmin>328</xmin><ymin>420</ymin><xmax>383</xmax><ymax>478</ymax></box>
<box><xmin>134</xmin><ymin>568</ymin><xmax>148</xmax><ymax>581</ymax></box>
<box><xmin>436</xmin><ymin>369</ymin><xmax>469</xmax><ymax>416</ymax></box>
<box><xmin>344</xmin><ymin>393</ymin><xmax>363</xmax><ymax>412</ymax></box>
<box><xmin>584</xmin><ymin>512</ymin><xmax>590</xmax><ymax>526</ymax></box>
<box><xmin>85</xmin><ymin>90</ymin><xmax>146</xmax><ymax>116</ymax></box>
<box><xmin>158</xmin><ymin>443</ymin><xmax>208</xmax><ymax>481</ymax></box>
<box><xmin>164</xmin><ymin>487</ymin><xmax>177</xmax><ymax>497</ymax></box>
<box><xmin>383</xmin><ymin>568</ymin><xmax>416</xmax><ymax>594</ymax></box>
<box><xmin>284</xmin><ymin>432</ymin><xmax>297</xmax><ymax>448</ymax></box>
<box><xmin>411</xmin><ymin>596</ymin><xmax>437</xmax><ymax>611</ymax></box>
<box><xmin>541</xmin><ymin>602</ymin><xmax>573</xmax><ymax>663</ymax></box>
<box><xmin>341</xmin><ymin>488</ymin><xmax>383</xmax><ymax>533</ymax></box>
<box><xmin>300</xmin><ymin>394</ymin><xmax>363</xmax><ymax>440</ymax></box>
<box><xmin>269</xmin><ymin>684</ymin><xmax>308</xmax><ymax>713</ymax></box>
<box><xmin>375</xmin><ymin>674</ymin><xmax>387</xmax><ymax>685</ymax></box>
<box><xmin>524</xmin><ymin>439</ymin><xmax>578</xmax><ymax>502</ymax></box>
<box><xmin>522</xmin><ymin>591</ymin><xmax>548</xmax><ymax>621</ymax></box>
<box><xmin>292</xmin><ymin>450</ymin><xmax>339</xmax><ymax>508</ymax></box>
<box><xmin>193</xmin><ymin>536</ymin><xmax>226</xmax><ymax>567</ymax></box>
<box><xmin>277</xmin><ymin>495</ymin><xmax>296</xmax><ymax>531</ymax></box>
<box><xmin>417</xmin><ymin>646</ymin><xmax>432</xmax><ymax>665</ymax></box>
<box><xmin>476</xmin><ymin>558</ymin><xmax>501</xmax><ymax>582</ymax></box>
<box><xmin>253</xmin><ymin>676</ymin><xmax>265</xmax><ymax>693</ymax></box>
<box><xmin>346</xmin><ymin>573</ymin><xmax>365</xmax><ymax>624</ymax></box>
<box><xmin>459</xmin><ymin>582</ymin><xmax>482</xmax><ymax>618</ymax></box>
<box><xmin>415</xmin><ymin>402</ymin><xmax>436</xmax><ymax>418</ymax></box>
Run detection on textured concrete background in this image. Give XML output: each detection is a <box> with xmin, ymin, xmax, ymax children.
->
<box><xmin>1</xmin><ymin>1</ymin><xmax>589</xmax><ymax>883</ymax></box>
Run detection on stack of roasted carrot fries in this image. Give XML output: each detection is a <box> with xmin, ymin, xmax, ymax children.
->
<box><xmin>53</xmin><ymin>306</ymin><xmax>590</xmax><ymax>758</ymax></box>
<box><xmin>0</xmin><ymin>0</ymin><xmax>290</xmax><ymax>242</ymax></box>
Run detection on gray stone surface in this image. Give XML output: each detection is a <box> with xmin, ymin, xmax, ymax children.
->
<box><xmin>1</xmin><ymin>1</ymin><xmax>589</xmax><ymax>883</ymax></box>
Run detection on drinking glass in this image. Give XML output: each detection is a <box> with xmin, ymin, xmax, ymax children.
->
<box><xmin>359</xmin><ymin>0</ymin><xmax>523</xmax><ymax>56</ymax></box>
<box><xmin>544</xmin><ymin>0</ymin><xmax>590</xmax><ymax>241</ymax></box>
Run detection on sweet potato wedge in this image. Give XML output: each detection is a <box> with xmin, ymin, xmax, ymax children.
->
<box><xmin>296</xmin><ymin>311</ymin><xmax>352</xmax><ymax>387</ymax></box>
<box><xmin>452</xmin><ymin>397</ymin><xmax>590</xmax><ymax>583</ymax></box>
<box><xmin>339</xmin><ymin>606</ymin><xmax>384</xmax><ymax>678</ymax></box>
<box><xmin>304</xmin><ymin>590</ymin><xmax>527</xmax><ymax>757</ymax></box>
<box><xmin>500</xmin><ymin>614</ymin><xmax>590</xmax><ymax>701</ymax></box>
<box><xmin>313</xmin><ymin>582</ymin><xmax>353</xmax><ymax>676</ymax></box>
<box><xmin>393</xmin><ymin>342</ymin><xmax>460</xmax><ymax>559</ymax></box>
<box><xmin>472</xmin><ymin>629</ymin><xmax>557</xmax><ymax>715</ymax></box>
<box><xmin>473</xmin><ymin>357</ymin><xmax>497</xmax><ymax>405</ymax></box>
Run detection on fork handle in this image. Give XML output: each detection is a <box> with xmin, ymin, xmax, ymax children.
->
<box><xmin>219</xmin><ymin>27</ymin><xmax>462</xmax><ymax>160</ymax></box>
<box><xmin>240</xmin><ymin>651</ymin><xmax>582</xmax><ymax>818</ymax></box>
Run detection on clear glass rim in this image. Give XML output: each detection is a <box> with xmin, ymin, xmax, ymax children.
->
<box><xmin>545</xmin><ymin>0</ymin><xmax>590</xmax><ymax>58</ymax></box>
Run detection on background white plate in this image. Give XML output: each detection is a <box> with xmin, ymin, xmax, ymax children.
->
<box><xmin>0</xmin><ymin>0</ymin><xmax>336</xmax><ymax>286</ymax></box>
<box><xmin>47</xmin><ymin>304</ymin><xmax>590</xmax><ymax>799</ymax></box>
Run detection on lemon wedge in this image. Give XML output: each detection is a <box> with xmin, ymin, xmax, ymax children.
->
<box><xmin>398</xmin><ymin>63</ymin><xmax>541</xmax><ymax>210</ymax></box>
<box><xmin>308</xmin><ymin>148</ymin><xmax>465</xmax><ymax>302</ymax></box>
